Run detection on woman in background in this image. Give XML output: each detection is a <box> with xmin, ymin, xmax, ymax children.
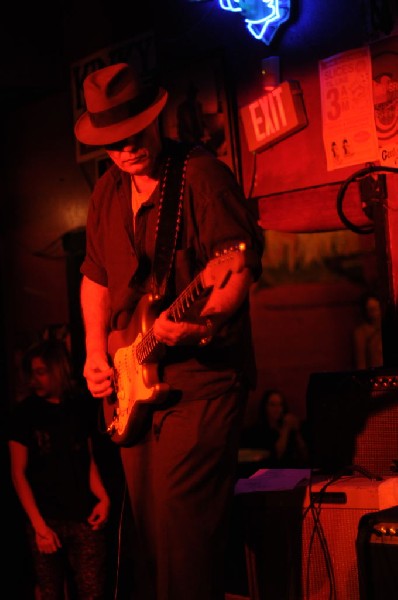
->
<box><xmin>7</xmin><ymin>339</ymin><xmax>110</xmax><ymax>599</ymax></box>
<box><xmin>353</xmin><ymin>293</ymin><xmax>383</xmax><ymax>370</ymax></box>
<box><xmin>240</xmin><ymin>388</ymin><xmax>309</xmax><ymax>471</ymax></box>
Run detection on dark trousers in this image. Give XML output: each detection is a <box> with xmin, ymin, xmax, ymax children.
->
<box><xmin>120</xmin><ymin>367</ymin><xmax>247</xmax><ymax>600</ymax></box>
<box><xmin>27</xmin><ymin>519</ymin><xmax>107</xmax><ymax>600</ymax></box>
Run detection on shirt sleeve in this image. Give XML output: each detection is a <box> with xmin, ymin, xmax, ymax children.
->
<box><xmin>185</xmin><ymin>152</ymin><xmax>264</xmax><ymax>280</ymax></box>
<box><xmin>80</xmin><ymin>173</ymin><xmax>113</xmax><ymax>287</ymax></box>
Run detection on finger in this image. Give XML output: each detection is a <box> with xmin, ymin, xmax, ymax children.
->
<box><xmin>88</xmin><ymin>514</ymin><xmax>100</xmax><ymax>524</ymax></box>
<box><xmin>86</xmin><ymin>374</ymin><xmax>114</xmax><ymax>396</ymax></box>
<box><xmin>85</xmin><ymin>367</ymin><xmax>113</xmax><ymax>382</ymax></box>
<box><xmin>89</xmin><ymin>384</ymin><xmax>114</xmax><ymax>398</ymax></box>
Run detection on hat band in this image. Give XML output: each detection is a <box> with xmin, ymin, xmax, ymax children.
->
<box><xmin>89</xmin><ymin>87</ymin><xmax>159</xmax><ymax>128</ymax></box>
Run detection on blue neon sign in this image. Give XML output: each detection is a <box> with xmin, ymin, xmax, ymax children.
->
<box><xmin>219</xmin><ymin>0</ymin><xmax>291</xmax><ymax>45</ymax></box>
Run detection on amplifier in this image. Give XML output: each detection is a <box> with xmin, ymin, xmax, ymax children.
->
<box><xmin>306</xmin><ymin>368</ymin><xmax>398</xmax><ymax>478</ymax></box>
<box><xmin>356</xmin><ymin>505</ymin><xmax>398</xmax><ymax>599</ymax></box>
<box><xmin>301</xmin><ymin>475</ymin><xmax>396</xmax><ymax>600</ymax></box>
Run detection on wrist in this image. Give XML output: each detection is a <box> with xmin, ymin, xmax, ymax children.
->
<box><xmin>32</xmin><ymin>519</ymin><xmax>47</xmax><ymax>535</ymax></box>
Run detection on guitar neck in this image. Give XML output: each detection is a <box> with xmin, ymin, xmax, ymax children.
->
<box><xmin>166</xmin><ymin>272</ymin><xmax>206</xmax><ymax>322</ymax></box>
<box><xmin>136</xmin><ymin>271</ymin><xmax>206</xmax><ymax>364</ymax></box>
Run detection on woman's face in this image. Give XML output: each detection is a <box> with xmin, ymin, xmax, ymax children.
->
<box><xmin>29</xmin><ymin>357</ymin><xmax>55</xmax><ymax>398</ymax></box>
<box><xmin>265</xmin><ymin>392</ymin><xmax>284</xmax><ymax>420</ymax></box>
<box><xmin>366</xmin><ymin>297</ymin><xmax>381</xmax><ymax>324</ymax></box>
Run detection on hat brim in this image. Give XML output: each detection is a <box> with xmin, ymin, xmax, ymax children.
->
<box><xmin>74</xmin><ymin>88</ymin><xmax>168</xmax><ymax>146</ymax></box>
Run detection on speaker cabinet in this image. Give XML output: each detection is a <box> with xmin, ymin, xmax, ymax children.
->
<box><xmin>306</xmin><ymin>368</ymin><xmax>398</xmax><ymax>478</ymax></box>
<box><xmin>301</xmin><ymin>476</ymin><xmax>392</xmax><ymax>600</ymax></box>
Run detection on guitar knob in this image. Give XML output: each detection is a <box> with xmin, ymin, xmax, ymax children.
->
<box><xmin>106</xmin><ymin>420</ymin><xmax>116</xmax><ymax>436</ymax></box>
<box><xmin>117</xmin><ymin>390</ymin><xmax>125</xmax><ymax>401</ymax></box>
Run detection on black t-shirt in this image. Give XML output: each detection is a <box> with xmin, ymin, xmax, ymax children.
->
<box><xmin>8</xmin><ymin>392</ymin><xmax>99</xmax><ymax>521</ymax></box>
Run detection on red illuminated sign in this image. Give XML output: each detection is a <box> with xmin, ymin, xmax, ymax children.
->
<box><xmin>240</xmin><ymin>81</ymin><xmax>307</xmax><ymax>152</ymax></box>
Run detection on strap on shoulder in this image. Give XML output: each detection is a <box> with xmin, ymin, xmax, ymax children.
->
<box><xmin>151</xmin><ymin>143</ymin><xmax>196</xmax><ymax>299</ymax></box>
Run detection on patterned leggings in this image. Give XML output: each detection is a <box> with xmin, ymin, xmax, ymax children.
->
<box><xmin>27</xmin><ymin>519</ymin><xmax>107</xmax><ymax>600</ymax></box>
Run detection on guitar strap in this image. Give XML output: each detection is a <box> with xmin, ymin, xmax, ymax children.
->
<box><xmin>151</xmin><ymin>143</ymin><xmax>195</xmax><ymax>299</ymax></box>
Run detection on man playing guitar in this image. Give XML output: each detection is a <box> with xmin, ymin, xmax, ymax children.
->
<box><xmin>74</xmin><ymin>62</ymin><xmax>264</xmax><ymax>600</ymax></box>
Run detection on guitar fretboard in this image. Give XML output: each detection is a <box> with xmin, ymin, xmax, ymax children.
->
<box><xmin>136</xmin><ymin>272</ymin><xmax>205</xmax><ymax>364</ymax></box>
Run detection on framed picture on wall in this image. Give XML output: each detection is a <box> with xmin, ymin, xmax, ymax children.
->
<box><xmin>160</xmin><ymin>51</ymin><xmax>242</xmax><ymax>183</ymax></box>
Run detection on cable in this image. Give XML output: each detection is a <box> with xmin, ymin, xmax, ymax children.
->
<box><xmin>346</xmin><ymin>463</ymin><xmax>384</xmax><ymax>481</ymax></box>
<box><xmin>247</xmin><ymin>151</ymin><xmax>257</xmax><ymax>199</ymax></box>
<box><xmin>304</xmin><ymin>465</ymin><xmax>384</xmax><ymax>598</ymax></box>
<box><xmin>304</xmin><ymin>475</ymin><xmax>338</xmax><ymax>600</ymax></box>
<box><xmin>336</xmin><ymin>165</ymin><xmax>398</xmax><ymax>234</ymax></box>
<box><xmin>112</xmin><ymin>481</ymin><xmax>128</xmax><ymax>600</ymax></box>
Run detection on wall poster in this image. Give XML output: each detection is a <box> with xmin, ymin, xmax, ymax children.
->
<box><xmin>319</xmin><ymin>46</ymin><xmax>379</xmax><ymax>172</ymax></box>
<box><xmin>371</xmin><ymin>35</ymin><xmax>398</xmax><ymax>168</ymax></box>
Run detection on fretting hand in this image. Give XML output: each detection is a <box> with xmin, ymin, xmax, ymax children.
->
<box><xmin>153</xmin><ymin>311</ymin><xmax>212</xmax><ymax>346</ymax></box>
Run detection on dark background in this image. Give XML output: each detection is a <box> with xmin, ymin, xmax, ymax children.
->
<box><xmin>2</xmin><ymin>3</ymin><xmax>398</xmax><ymax>596</ymax></box>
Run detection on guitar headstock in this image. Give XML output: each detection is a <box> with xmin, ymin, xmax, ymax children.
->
<box><xmin>202</xmin><ymin>243</ymin><xmax>247</xmax><ymax>289</ymax></box>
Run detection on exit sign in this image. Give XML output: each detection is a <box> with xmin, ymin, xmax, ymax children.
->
<box><xmin>240</xmin><ymin>80</ymin><xmax>307</xmax><ymax>153</ymax></box>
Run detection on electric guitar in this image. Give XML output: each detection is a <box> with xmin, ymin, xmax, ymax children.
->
<box><xmin>103</xmin><ymin>243</ymin><xmax>247</xmax><ymax>446</ymax></box>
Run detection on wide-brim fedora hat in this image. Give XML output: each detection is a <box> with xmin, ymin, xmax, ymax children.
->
<box><xmin>74</xmin><ymin>62</ymin><xmax>168</xmax><ymax>146</ymax></box>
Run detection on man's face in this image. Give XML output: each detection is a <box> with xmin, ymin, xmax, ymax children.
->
<box><xmin>104</xmin><ymin>120</ymin><xmax>162</xmax><ymax>177</ymax></box>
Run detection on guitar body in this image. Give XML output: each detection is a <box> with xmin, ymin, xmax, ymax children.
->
<box><xmin>103</xmin><ymin>243</ymin><xmax>247</xmax><ymax>446</ymax></box>
<box><xmin>105</xmin><ymin>294</ymin><xmax>170</xmax><ymax>446</ymax></box>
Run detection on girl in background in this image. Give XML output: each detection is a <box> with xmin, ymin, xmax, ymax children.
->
<box><xmin>240</xmin><ymin>388</ymin><xmax>309</xmax><ymax>470</ymax></box>
<box><xmin>8</xmin><ymin>339</ymin><xmax>110</xmax><ymax>599</ymax></box>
